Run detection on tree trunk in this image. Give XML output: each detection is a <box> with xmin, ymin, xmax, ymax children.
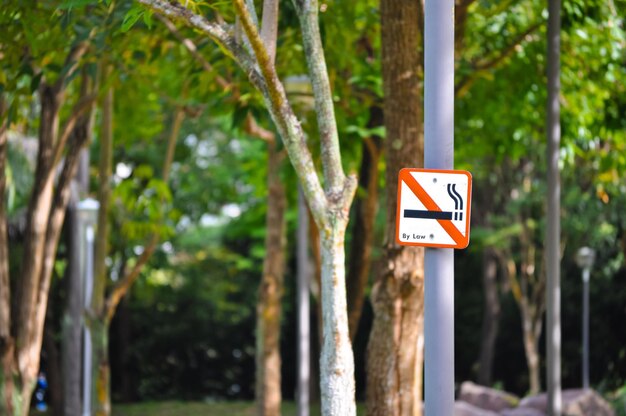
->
<box><xmin>1</xmin><ymin>87</ymin><xmax>91</xmax><ymax>416</ymax></box>
<box><xmin>15</xmin><ymin>87</ymin><xmax>59</xmax><ymax>403</ymax></box>
<box><xmin>477</xmin><ymin>248</ymin><xmax>501</xmax><ymax>386</ymax></box>
<box><xmin>319</xmin><ymin>217</ymin><xmax>356</xmax><ymax>416</ymax></box>
<box><xmin>0</xmin><ymin>39</ymin><xmax>91</xmax><ymax>414</ymax></box>
<box><xmin>0</xmin><ymin>96</ymin><xmax>21</xmax><ymax>416</ymax></box>
<box><xmin>522</xmin><ymin>311</ymin><xmax>541</xmax><ymax>395</ymax></box>
<box><xmin>90</xmin><ymin>318</ymin><xmax>110</xmax><ymax>416</ymax></box>
<box><xmin>308</xmin><ymin>211</ymin><xmax>322</xmax><ymax>404</ymax></box>
<box><xmin>141</xmin><ymin>1</ymin><xmax>359</xmax><ymax>411</ymax></box>
<box><xmin>366</xmin><ymin>0</ymin><xmax>424</xmax><ymax>414</ymax></box>
<box><xmin>346</xmin><ymin>116</ymin><xmax>382</xmax><ymax>340</ymax></box>
<box><xmin>256</xmin><ymin>141</ymin><xmax>286</xmax><ymax>416</ymax></box>
<box><xmin>90</xmin><ymin>66</ymin><xmax>114</xmax><ymax>416</ymax></box>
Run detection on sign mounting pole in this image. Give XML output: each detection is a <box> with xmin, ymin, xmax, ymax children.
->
<box><xmin>424</xmin><ymin>0</ymin><xmax>455</xmax><ymax>414</ymax></box>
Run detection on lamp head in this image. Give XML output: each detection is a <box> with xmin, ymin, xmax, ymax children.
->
<box><xmin>575</xmin><ymin>246</ymin><xmax>595</xmax><ymax>270</ymax></box>
<box><xmin>76</xmin><ymin>198</ymin><xmax>100</xmax><ymax>225</ymax></box>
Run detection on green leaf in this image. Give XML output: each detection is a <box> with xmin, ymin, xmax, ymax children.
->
<box><xmin>134</xmin><ymin>164</ymin><xmax>154</xmax><ymax>179</ymax></box>
<box><xmin>121</xmin><ymin>7</ymin><xmax>144</xmax><ymax>33</ymax></box>
<box><xmin>143</xmin><ymin>10</ymin><xmax>153</xmax><ymax>29</ymax></box>
<box><xmin>57</xmin><ymin>0</ymin><xmax>98</xmax><ymax>9</ymax></box>
<box><xmin>30</xmin><ymin>72</ymin><xmax>43</xmax><ymax>93</ymax></box>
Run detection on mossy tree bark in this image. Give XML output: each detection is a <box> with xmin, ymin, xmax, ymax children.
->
<box><xmin>345</xmin><ymin>109</ymin><xmax>383</xmax><ymax>341</ymax></box>
<box><xmin>255</xmin><ymin>141</ymin><xmax>286</xmax><ymax>416</ymax></box>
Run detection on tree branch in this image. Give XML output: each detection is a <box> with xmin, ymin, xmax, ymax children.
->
<box><xmin>154</xmin><ymin>14</ymin><xmax>231</xmax><ymax>90</ymax></box>
<box><xmin>474</xmin><ymin>22</ymin><xmax>542</xmax><ymax>71</ymax></box>
<box><xmin>293</xmin><ymin>0</ymin><xmax>346</xmax><ymax>197</ymax></box>
<box><xmin>138</xmin><ymin>0</ymin><xmax>263</xmax><ymax>88</ymax></box>
<box><xmin>232</xmin><ymin>0</ymin><xmax>328</xmax><ymax>225</ymax></box>
<box><xmin>35</xmin><ymin>112</ymin><xmax>93</xmax><ymax>333</ymax></box>
<box><xmin>31</xmin><ymin>72</ymin><xmax>96</xmax><ymax>363</ymax></box>
<box><xmin>0</xmin><ymin>96</ymin><xmax>11</xmax><ymax>345</ymax></box>
<box><xmin>244</xmin><ymin>112</ymin><xmax>275</xmax><ymax>143</ymax></box>
<box><xmin>244</xmin><ymin>0</ymin><xmax>259</xmax><ymax>27</ymax></box>
<box><xmin>455</xmin><ymin>22</ymin><xmax>541</xmax><ymax>97</ymax></box>
<box><xmin>163</xmin><ymin>106</ymin><xmax>185</xmax><ymax>183</ymax></box>
<box><xmin>104</xmin><ymin>236</ymin><xmax>158</xmax><ymax>323</ymax></box>
<box><xmin>105</xmin><ymin>99</ymin><xmax>185</xmax><ymax>322</ymax></box>
<box><xmin>52</xmin><ymin>93</ymin><xmax>98</xmax><ymax>169</ymax></box>
<box><xmin>53</xmin><ymin>40</ymin><xmax>92</xmax><ymax>95</ymax></box>
<box><xmin>92</xmin><ymin>64</ymin><xmax>114</xmax><ymax>315</ymax></box>
<box><xmin>455</xmin><ymin>0</ymin><xmax>477</xmax><ymax>53</ymax></box>
<box><xmin>260</xmin><ymin>0</ymin><xmax>279</xmax><ymax>63</ymax></box>
<box><xmin>141</xmin><ymin>0</ymin><xmax>329</xmax><ymax>226</ymax></box>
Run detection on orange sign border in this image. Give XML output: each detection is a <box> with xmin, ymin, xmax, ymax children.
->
<box><xmin>395</xmin><ymin>168</ymin><xmax>472</xmax><ymax>249</ymax></box>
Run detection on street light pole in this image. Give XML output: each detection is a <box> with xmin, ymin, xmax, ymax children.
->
<box><xmin>575</xmin><ymin>247</ymin><xmax>595</xmax><ymax>391</ymax></box>
<box><xmin>582</xmin><ymin>267</ymin><xmax>590</xmax><ymax>390</ymax></box>
<box><xmin>76</xmin><ymin>198</ymin><xmax>99</xmax><ymax>416</ymax></box>
<box><xmin>296</xmin><ymin>188</ymin><xmax>310</xmax><ymax>416</ymax></box>
<box><xmin>546</xmin><ymin>0</ymin><xmax>562</xmax><ymax>413</ymax></box>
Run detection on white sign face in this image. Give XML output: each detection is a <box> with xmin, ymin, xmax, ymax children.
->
<box><xmin>395</xmin><ymin>168</ymin><xmax>472</xmax><ymax>249</ymax></box>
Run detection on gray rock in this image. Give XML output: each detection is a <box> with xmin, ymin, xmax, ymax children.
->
<box><xmin>518</xmin><ymin>389</ymin><xmax>614</xmax><ymax>416</ymax></box>
<box><xmin>458</xmin><ymin>381</ymin><xmax>520</xmax><ymax>412</ymax></box>
<box><xmin>455</xmin><ymin>400</ymin><xmax>499</xmax><ymax>416</ymax></box>
<box><xmin>500</xmin><ymin>407</ymin><xmax>546</xmax><ymax>416</ymax></box>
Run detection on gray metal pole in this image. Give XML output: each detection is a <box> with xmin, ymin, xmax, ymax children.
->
<box><xmin>424</xmin><ymin>0</ymin><xmax>455</xmax><ymax>414</ymax></box>
<box><xmin>582</xmin><ymin>268</ymin><xmax>590</xmax><ymax>390</ymax></box>
<box><xmin>63</xmin><ymin>197</ymin><xmax>83</xmax><ymax>416</ymax></box>
<box><xmin>297</xmin><ymin>188</ymin><xmax>310</xmax><ymax>416</ymax></box>
<box><xmin>83</xmin><ymin>225</ymin><xmax>95</xmax><ymax>416</ymax></box>
<box><xmin>546</xmin><ymin>0</ymin><xmax>562</xmax><ymax>413</ymax></box>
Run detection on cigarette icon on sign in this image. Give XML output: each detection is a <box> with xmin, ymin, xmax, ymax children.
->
<box><xmin>446</xmin><ymin>183</ymin><xmax>463</xmax><ymax>221</ymax></box>
<box><xmin>403</xmin><ymin>183</ymin><xmax>464</xmax><ymax>221</ymax></box>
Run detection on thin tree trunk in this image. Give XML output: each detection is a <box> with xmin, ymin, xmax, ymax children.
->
<box><xmin>477</xmin><ymin>248</ymin><xmax>501</xmax><ymax>386</ymax></box>
<box><xmin>308</xmin><ymin>211</ymin><xmax>322</xmax><ymax>404</ymax></box>
<box><xmin>91</xmin><ymin>66</ymin><xmax>114</xmax><ymax>416</ymax></box>
<box><xmin>0</xmin><ymin>95</ymin><xmax>22</xmax><ymax>416</ymax></box>
<box><xmin>256</xmin><ymin>141</ymin><xmax>286</xmax><ymax>416</ymax></box>
<box><xmin>89</xmin><ymin>77</ymin><xmax>186</xmax><ymax>415</ymax></box>
<box><xmin>92</xmin><ymin>71</ymin><xmax>113</xmax><ymax>319</ymax></box>
<box><xmin>319</xmin><ymin>221</ymin><xmax>355</xmax><ymax>416</ymax></box>
<box><xmin>140</xmin><ymin>2</ymin><xmax>359</xmax><ymax>411</ymax></box>
<box><xmin>522</xmin><ymin>310</ymin><xmax>541</xmax><ymax>395</ymax></box>
<box><xmin>366</xmin><ymin>0</ymin><xmax>424</xmax><ymax>414</ymax></box>
<box><xmin>346</xmin><ymin>116</ymin><xmax>382</xmax><ymax>340</ymax></box>
<box><xmin>254</xmin><ymin>3</ymin><xmax>285</xmax><ymax>409</ymax></box>
<box><xmin>15</xmin><ymin>87</ymin><xmax>59</xmax><ymax>404</ymax></box>
<box><xmin>91</xmin><ymin>318</ymin><xmax>110</xmax><ymax>416</ymax></box>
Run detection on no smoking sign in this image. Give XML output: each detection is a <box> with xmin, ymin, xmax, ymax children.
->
<box><xmin>395</xmin><ymin>168</ymin><xmax>472</xmax><ymax>249</ymax></box>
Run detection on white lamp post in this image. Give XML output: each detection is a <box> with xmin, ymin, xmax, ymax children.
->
<box><xmin>76</xmin><ymin>198</ymin><xmax>99</xmax><ymax>416</ymax></box>
<box><xmin>575</xmin><ymin>246</ymin><xmax>595</xmax><ymax>391</ymax></box>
